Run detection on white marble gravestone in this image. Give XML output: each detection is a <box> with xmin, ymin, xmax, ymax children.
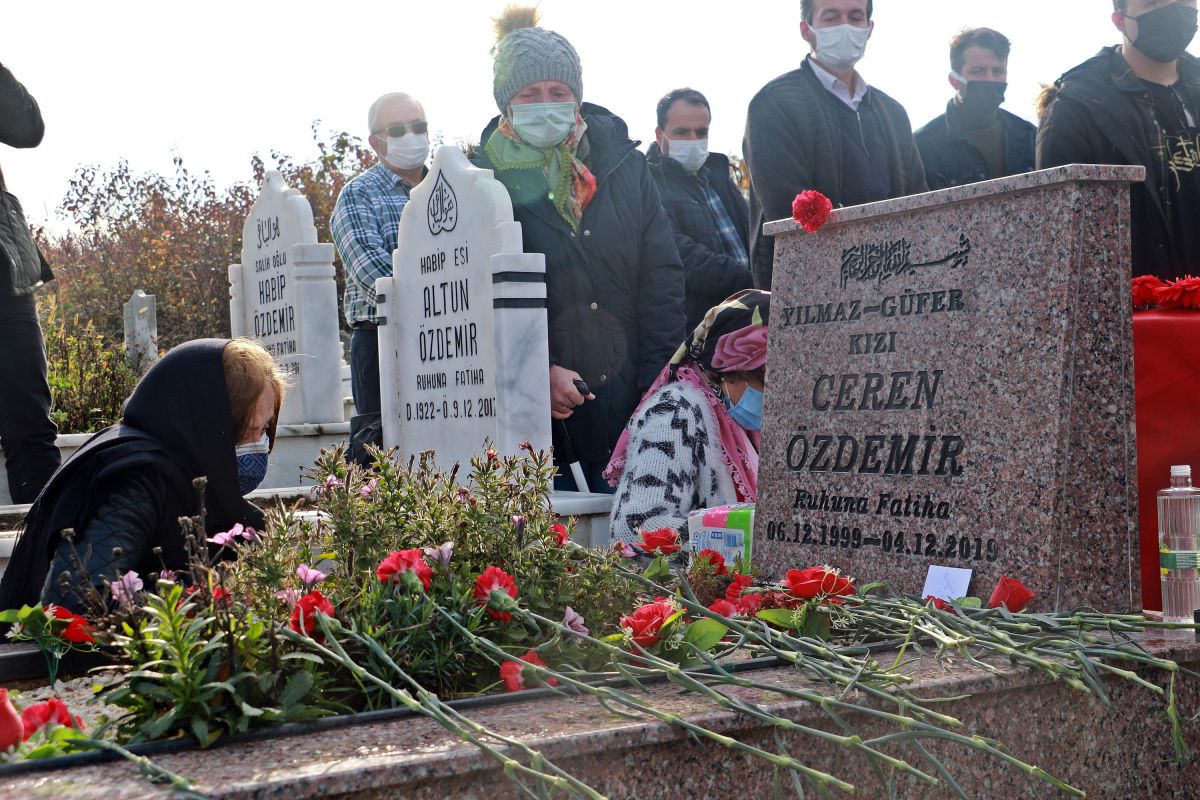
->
<box><xmin>229</xmin><ymin>171</ymin><xmax>344</xmax><ymax>425</ymax></box>
<box><xmin>122</xmin><ymin>289</ymin><xmax>159</xmax><ymax>375</ymax></box>
<box><xmin>375</xmin><ymin>147</ymin><xmax>551</xmax><ymax>467</ymax></box>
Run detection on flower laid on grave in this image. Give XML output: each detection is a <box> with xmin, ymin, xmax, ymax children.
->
<box><xmin>988</xmin><ymin>575</ymin><xmax>1035</xmax><ymax>612</ymax></box>
<box><xmin>791</xmin><ymin>189</ymin><xmax>833</xmax><ymax>233</ymax></box>
<box><xmin>499</xmin><ymin>650</ymin><xmax>557</xmax><ymax>692</ymax></box>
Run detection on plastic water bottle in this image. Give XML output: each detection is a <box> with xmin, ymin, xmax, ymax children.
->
<box><xmin>1158</xmin><ymin>465</ymin><xmax>1200</xmax><ymax>625</ymax></box>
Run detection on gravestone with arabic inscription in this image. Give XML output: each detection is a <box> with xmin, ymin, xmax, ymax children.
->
<box><xmin>753</xmin><ymin>165</ymin><xmax>1145</xmax><ymax>612</ymax></box>
<box><xmin>229</xmin><ymin>171</ymin><xmax>344</xmax><ymax>425</ymax></box>
<box><xmin>375</xmin><ymin>146</ymin><xmax>551</xmax><ymax>469</ymax></box>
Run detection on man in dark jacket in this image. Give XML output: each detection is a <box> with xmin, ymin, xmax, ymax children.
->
<box><xmin>915</xmin><ymin>28</ymin><xmax>1036</xmax><ymax>190</ymax></box>
<box><xmin>743</xmin><ymin>0</ymin><xmax>928</xmax><ymax>289</ymax></box>
<box><xmin>0</xmin><ymin>61</ymin><xmax>60</xmax><ymax>504</ymax></box>
<box><xmin>1038</xmin><ymin>0</ymin><xmax>1200</xmax><ymax>279</ymax></box>
<box><xmin>476</xmin><ymin>8</ymin><xmax>685</xmax><ymax>493</ymax></box>
<box><xmin>647</xmin><ymin>88</ymin><xmax>751</xmax><ymax>331</ymax></box>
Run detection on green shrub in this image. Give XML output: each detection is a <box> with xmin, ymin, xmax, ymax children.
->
<box><xmin>41</xmin><ymin>298</ymin><xmax>138</xmax><ymax>433</ymax></box>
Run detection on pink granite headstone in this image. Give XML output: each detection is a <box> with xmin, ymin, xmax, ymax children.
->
<box><xmin>754</xmin><ymin>165</ymin><xmax>1145</xmax><ymax>612</ymax></box>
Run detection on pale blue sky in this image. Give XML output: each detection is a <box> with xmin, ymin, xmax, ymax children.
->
<box><xmin>2</xmin><ymin>1</ymin><xmax>1165</xmax><ymax>230</ymax></box>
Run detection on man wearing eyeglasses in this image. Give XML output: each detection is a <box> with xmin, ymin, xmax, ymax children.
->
<box><xmin>331</xmin><ymin>92</ymin><xmax>430</xmax><ymax>435</ymax></box>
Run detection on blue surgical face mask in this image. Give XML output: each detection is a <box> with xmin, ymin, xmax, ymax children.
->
<box><xmin>510</xmin><ymin>101</ymin><xmax>578</xmax><ymax>148</ymax></box>
<box><xmin>723</xmin><ymin>385</ymin><xmax>764</xmax><ymax>432</ymax></box>
<box><xmin>235</xmin><ymin>433</ymin><xmax>270</xmax><ymax>494</ymax></box>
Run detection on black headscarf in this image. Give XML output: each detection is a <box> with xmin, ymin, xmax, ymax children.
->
<box><xmin>0</xmin><ymin>339</ymin><xmax>266</xmax><ymax>609</ymax></box>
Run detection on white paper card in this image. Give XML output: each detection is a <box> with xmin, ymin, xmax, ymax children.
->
<box><xmin>921</xmin><ymin>565</ymin><xmax>973</xmax><ymax>602</ymax></box>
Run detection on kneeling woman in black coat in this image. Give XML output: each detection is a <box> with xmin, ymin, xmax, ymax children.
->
<box><xmin>0</xmin><ymin>338</ymin><xmax>286</xmax><ymax>610</ymax></box>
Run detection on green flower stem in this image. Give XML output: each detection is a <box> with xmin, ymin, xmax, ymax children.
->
<box><xmin>436</xmin><ymin>607</ymin><xmax>857</xmax><ymax>794</ymax></box>
<box><xmin>515</xmin><ymin>606</ymin><xmax>939</xmax><ymax>787</ymax></box>
<box><xmin>599</xmin><ymin>559</ymin><xmax>965</xmax><ymax>728</ymax></box>
<box><xmin>282</xmin><ymin>626</ymin><xmax>597</xmax><ymax>800</ymax></box>
<box><xmin>862</xmin><ymin>730</ymin><xmax>1085</xmax><ymax>798</ymax></box>
<box><xmin>334</xmin><ymin>622</ymin><xmax>606</xmax><ymax>800</ymax></box>
<box><xmin>72</xmin><ymin>737</ymin><xmax>204</xmax><ymax>798</ymax></box>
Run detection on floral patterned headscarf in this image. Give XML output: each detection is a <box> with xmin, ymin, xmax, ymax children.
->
<box><xmin>604</xmin><ymin>290</ymin><xmax>770</xmax><ymax>500</ymax></box>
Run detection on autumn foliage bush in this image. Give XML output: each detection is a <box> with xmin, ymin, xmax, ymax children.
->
<box><xmin>35</xmin><ymin>125</ymin><xmax>374</xmax><ymax>351</ymax></box>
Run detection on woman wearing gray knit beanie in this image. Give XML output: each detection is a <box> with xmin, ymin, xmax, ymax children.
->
<box><xmin>474</xmin><ymin>6</ymin><xmax>686</xmax><ymax>495</ymax></box>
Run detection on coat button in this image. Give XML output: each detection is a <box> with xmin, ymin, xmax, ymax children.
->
<box><xmin>590</xmin><ymin>302</ymin><xmax>599</xmax><ymax>310</ymax></box>
<box><xmin>583</xmin><ymin>229</ymin><xmax>591</xmax><ymax>236</ymax></box>
<box><xmin>600</xmin><ymin>374</ymin><xmax>608</xmax><ymax>382</ymax></box>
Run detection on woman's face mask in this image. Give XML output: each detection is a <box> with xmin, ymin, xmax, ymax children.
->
<box><xmin>723</xmin><ymin>384</ymin><xmax>764</xmax><ymax>432</ymax></box>
<box><xmin>510</xmin><ymin>101</ymin><xmax>578</xmax><ymax>148</ymax></box>
<box><xmin>235</xmin><ymin>433</ymin><xmax>270</xmax><ymax>495</ymax></box>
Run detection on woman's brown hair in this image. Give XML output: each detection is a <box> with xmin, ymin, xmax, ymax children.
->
<box><xmin>222</xmin><ymin>338</ymin><xmax>287</xmax><ymax>446</ymax></box>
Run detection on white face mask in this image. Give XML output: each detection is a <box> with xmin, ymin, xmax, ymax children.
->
<box><xmin>510</xmin><ymin>101</ymin><xmax>578</xmax><ymax>148</ymax></box>
<box><xmin>811</xmin><ymin>23</ymin><xmax>871</xmax><ymax>72</ymax></box>
<box><xmin>384</xmin><ymin>133</ymin><xmax>430</xmax><ymax>170</ymax></box>
<box><xmin>666</xmin><ymin>138</ymin><xmax>709</xmax><ymax>173</ymax></box>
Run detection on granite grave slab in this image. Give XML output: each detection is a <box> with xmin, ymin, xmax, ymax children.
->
<box><xmin>754</xmin><ymin>165</ymin><xmax>1144</xmax><ymax>612</ymax></box>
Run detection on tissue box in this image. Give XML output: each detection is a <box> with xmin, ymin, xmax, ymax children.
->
<box><xmin>687</xmin><ymin>503</ymin><xmax>755</xmax><ymax>567</ymax></box>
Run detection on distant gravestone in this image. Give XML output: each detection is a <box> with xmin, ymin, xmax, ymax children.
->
<box><xmin>229</xmin><ymin>171</ymin><xmax>343</xmax><ymax>425</ymax></box>
<box><xmin>753</xmin><ymin>165</ymin><xmax>1144</xmax><ymax>612</ymax></box>
<box><xmin>122</xmin><ymin>289</ymin><xmax>159</xmax><ymax>375</ymax></box>
<box><xmin>375</xmin><ymin>147</ymin><xmax>551</xmax><ymax>467</ymax></box>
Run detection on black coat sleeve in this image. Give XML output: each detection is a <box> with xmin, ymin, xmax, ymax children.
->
<box><xmin>0</xmin><ymin>64</ymin><xmax>44</xmax><ymax>149</ymax></box>
<box><xmin>1036</xmin><ymin>96</ymin><xmax>1097</xmax><ymax>169</ymax></box>
<box><xmin>744</xmin><ymin>90</ymin><xmax>814</xmax><ymax>224</ymax></box>
<box><xmin>634</xmin><ymin>163</ymin><xmax>686</xmax><ymax>390</ymax></box>
<box><xmin>41</xmin><ymin>469</ymin><xmax>167</xmax><ymax>608</ymax></box>
<box><xmin>896</xmin><ymin>108</ymin><xmax>930</xmax><ymax>195</ymax></box>
<box><xmin>666</xmin><ymin>205</ymin><xmax>753</xmax><ymax>305</ymax></box>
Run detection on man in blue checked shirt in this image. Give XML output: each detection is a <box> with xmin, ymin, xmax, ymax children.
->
<box><xmin>645</xmin><ymin>88</ymin><xmax>752</xmax><ymax>332</ymax></box>
<box><xmin>331</xmin><ymin>92</ymin><xmax>430</xmax><ymax>419</ymax></box>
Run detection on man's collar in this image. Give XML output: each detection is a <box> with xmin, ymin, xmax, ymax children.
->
<box><xmin>373</xmin><ymin>161</ymin><xmax>427</xmax><ymax>190</ymax></box>
<box><xmin>807</xmin><ymin>56</ymin><xmax>869</xmax><ymax>110</ymax></box>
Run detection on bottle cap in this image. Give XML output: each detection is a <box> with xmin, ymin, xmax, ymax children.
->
<box><xmin>1171</xmin><ymin>465</ymin><xmax>1192</xmax><ymax>478</ymax></box>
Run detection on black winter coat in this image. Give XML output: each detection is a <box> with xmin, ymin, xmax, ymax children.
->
<box><xmin>0</xmin><ymin>340</ymin><xmax>269</xmax><ymax>610</ymax></box>
<box><xmin>1037</xmin><ymin>46</ymin><xmax>1200</xmax><ymax>279</ymax></box>
<box><xmin>743</xmin><ymin>59</ymin><xmax>928</xmax><ymax>289</ymax></box>
<box><xmin>474</xmin><ymin>104</ymin><xmax>686</xmax><ymax>465</ymax></box>
<box><xmin>915</xmin><ymin>102</ymin><xmax>1036</xmax><ymax>190</ymax></box>
<box><xmin>0</xmin><ymin>63</ymin><xmax>52</xmax><ymax>296</ymax></box>
<box><xmin>645</xmin><ymin>143</ymin><xmax>751</xmax><ymax>331</ymax></box>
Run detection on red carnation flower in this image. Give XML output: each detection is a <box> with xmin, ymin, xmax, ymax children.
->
<box><xmin>707</xmin><ymin>598</ymin><xmax>738</xmax><ymax>617</ymax></box>
<box><xmin>695</xmin><ymin>549</ymin><xmax>729</xmax><ymax>576</ymax></box>
<box><xmin>550</xmin><ymin>522</ymin><xmax>571</xmax><ymax>547</ymax></box>
<box><xmin>620</xmin><ymin>596</ymin><xmax>676</xmax><ymax>649</ymax></box>
<box><xmin>376</xmin><ymin>549</ymin><xmax>433</xmax><ymax>592</ymax></box>
<box><xmin>988</xmin><ymin>575</ymin><xmax>1034</xmax><ymax>613</ymax></box>
<box><xmin>20</xmin><ymin>698</ymin><xmax>83</xmax><ymax>741</ymax></box>
<box><xmin>792</xmin><ymin>190</ymin><xmax>833</xmax><ymax>233</ymax></box>
<box><xmin>499</xmin><ymin>649</ymin><xmax>557</xmax><ymax>692</ymax></box>
<box><xmin>636</xmin><ymin>527</ymin><xmax>681</xmax><ymax>556</ymax></box>
<box><xmin>49</xmin><ymin>606</ymin><xmax>94</xmax><ymax>644</ymax></box>
<box><xmin>473</xmin><ymin>566</ymin><xmax>519</xmax><ymax>622</ymax></box>
<box><xmin>1132</xmin><ymin>274</ymin><xmax>1166</xmax><ymax>307</ymax></box>
<box><xmin>725</xmin><ymin>573</ymin><xmax>753</xmax><ymax>603</ymax></box>
<box><xmin>784</xmin><ymin>566</ymin><xmax>855</xmax><ymax>600</ymax></box>
<box><xmin>290</xmin><ymin>590</ymin><xmax>334</xmax><ymax>640</ymax></box>
<box><xmin>926</xmin><ymin>595</ymin><xmax>955</xmax><ymax>613</ymax></box>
